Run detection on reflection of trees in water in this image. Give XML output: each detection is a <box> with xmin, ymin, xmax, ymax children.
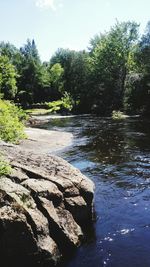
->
<box><xmin>43</xmin><ymin>116</ymin><xmax>150</xmax><ymax>166</ymax></box>
<box><xmin>76</xmin><ymin>118</ymin><xmax>150</xmax><ymax>164</ymax></box>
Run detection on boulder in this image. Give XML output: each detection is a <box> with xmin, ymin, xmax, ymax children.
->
<box><xmin>0</xmin><ymin>141</ymin><xmax>95</xmax><ymax>266</ymax></box>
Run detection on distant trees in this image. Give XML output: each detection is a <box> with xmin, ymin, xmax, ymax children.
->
<box><xmin>0</xmin><ymin>21</ymin><xmax>150</xmax><ymax>116</ymax></box>
<box><xmin>0</xmin><ymin>40</ymin><xmax>65</xmax><ymax>107</ymax></box>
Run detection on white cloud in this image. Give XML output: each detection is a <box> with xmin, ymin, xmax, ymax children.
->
<box><xmin>35</xmin><ymin>0</ymin><xmax>56</xmax><ymax>10</ymax></box>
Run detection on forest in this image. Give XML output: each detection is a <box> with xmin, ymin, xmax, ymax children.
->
<box><xmin>0</xmin><ymin>20</ymin><xmax>150</xmax><ymax>116</ymax></box>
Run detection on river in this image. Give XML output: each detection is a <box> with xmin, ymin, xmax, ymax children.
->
<box><xmin>41</xmin><ymin>115</ymin><xmax>150</xmax><ymax>267</ymax></box>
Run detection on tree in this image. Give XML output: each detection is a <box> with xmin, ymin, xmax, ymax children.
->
<box><xmin>47</xmin><ymin>63</ymin><xmax>64</xmax><ymax>100</ymax></box>
<box><xmin>17</xmin><ymin>39</ymin><xmax>44</xmax><ymax>105</ymax></box>
<box><xmin>0</xmin><ymin>55</ymin><xmax>17</xmax><ymax>99</ymax></box>
<box><xmin>124</xmin><ymin>21</ymin><xmax>150</xmax><ymax>115</ymax></box>
<box><xmin>50</xmin><ymin>49</ymin><xmax>90</xmax><ymax>112</ymax></box>
<box><xmin>0</xmin><ymin>42</ymin><xmax>23</xmax><ymax>74</ymax></box>
<box><xmin>89</xmin><ymin>21</ymin><xmax>139</xmax><ymax>114</ymax></box>
<box><xmin>20</xmin><ymin>39</ymin><xmax>40</xmax><ymax>62</ymax></box>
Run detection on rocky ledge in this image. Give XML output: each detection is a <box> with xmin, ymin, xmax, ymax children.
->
<box><xmin>0</xmin><ymin>141</ymin><xmax>95</xmax><ymax>266</ymax></box>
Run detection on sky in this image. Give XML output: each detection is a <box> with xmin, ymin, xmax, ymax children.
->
<box><xmin>0</xmin><ymin>0</ymin><xmax>150</xmax><ymax>61</ymax></box>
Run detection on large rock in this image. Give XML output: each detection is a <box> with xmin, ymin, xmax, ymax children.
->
<box><xmin>0</xmin><ymin>141</ymin><xmax>95</xmax><ymax>266</ymax></box>
<box><xmin>0</xmin><ymin>179</ymin><xmax>60</xmax><ymax>265</ymax></box>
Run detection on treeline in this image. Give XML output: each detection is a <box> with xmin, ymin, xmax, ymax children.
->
<box><xmin>0</xmin><ymin>20</ymin><xmax>150</xmax><ymax>115</ymax></box>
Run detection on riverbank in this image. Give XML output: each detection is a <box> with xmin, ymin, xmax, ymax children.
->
<box><xmin>20</xmin><ymin>127</ymin><xmax>73</xmax><ymax>153</ymax></box>
<box><xmin>27</xmin><ymin>114</ymin><xmax>78</xmax><ymax>127</ymax></box>
<box><xmin>0</xmin><ymin>116</ymin><xmax>95</xmax><ymax>267</ymax></box>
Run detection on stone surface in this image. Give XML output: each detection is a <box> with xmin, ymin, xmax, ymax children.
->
<box><xmin>22</xmin><ymin>127</ymin><xmax>73</xmax><ymax>153</ymax></box>
<box><xmin>0</xmin><ymin>140</ymin><xmax>95</xmax><ymax>266</ymax></box>
<box><xmin>22</xmin><ymin>179</ymin><xmax>63</xmax><ymax>205</ymax></box>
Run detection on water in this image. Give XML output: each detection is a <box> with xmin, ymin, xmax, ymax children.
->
<box><xmin>42</xmin><ymin>115</ymin><xmax>150</xmax><ymax>267</ymax></box>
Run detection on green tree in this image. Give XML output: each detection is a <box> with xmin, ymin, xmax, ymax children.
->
<box><xmin>17</xmin><ymin>39</ymin><xmax>45</xmax><ymax>105</ymax></box>
<box><xmin>0</xmin><ymin>55</ymin><xmax>17</xmax><ymax>99</ymax></box>
<box><xmin>89</xmin><ymin>21</ymin><xmax>139</xmax><ymax>114</ymax></box>
<box><xmin>48</xmin><ymin>63</ymin><xmax>64</xmax><ymax>99</ymax></box>
<box><xmin>125</xmin><ymin>21</ymin><xmax>150</xmax><ymax>115</ymax></box>
<box><xmin>50</xmin><ymin>49</ymin><xmax>90</xmax><ymax>112</ymax></box>
<box><xmin>20</xmin><ymin>39</ymin><xmax>40</xmax><ymax>62</ymax></box>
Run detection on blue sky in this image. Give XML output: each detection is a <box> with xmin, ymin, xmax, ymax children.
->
<box><xmin>0</xmin><ymin>0</ymin><xmax>150</xmax><ymax>61</ymax></box>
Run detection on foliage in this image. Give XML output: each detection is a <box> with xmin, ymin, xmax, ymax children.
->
<box><xmin>61</xmin><ymin>92</ymin><xmax>74</xmax><ymax>111</ymax></box>
<box><xmin>1</xmin><ymin>21</ymin><xmax>150</xmax><ymax>116</ymax></box>
<box><xmin>0</xmin><ymin>55</ymin><xmax>18</xmax><ymax>99</ymax></box>
<box><xmin>50</xmin><ymin>49</ymin><xmax>90</xmax><ymax>110</ymax></box>
<box><xmin>0</xmin><ymin>99</ymin><xmax>26</xmax><ymax>143</ymax></box>
<box><xmin>46</xmin><ymin>100</ymin><xmax>62</xmax><ymax>113</ymax></box>
<box><xmin>121</xmin><ymin>21</ymin><xmax>150</xmax><ymax>116</ymax></box>
<box><xmin>0</xmin><ymin>156</ymin><xmax>12</xmax><ymax>177</ymax></box>
<box><xmin>124</xmin><ymin>73</ymin><xmax>145</xmax><ymax>113</ymax></box>
<box><xmin>26</xmin><ymin>108</ymin><xmax>50</xmax><ymax>115</ymax></box>
<box><xmin>49</xmin><ymin>63</ymin><xmax>64</xmax><ymax>86</ymax></box>
<box><xmin>112</xmin><ymin>110</ymin><xmax>127</xmax><ymax>120</ymax></box>
<box><xmin>89</xmin><ymin>21</ymin><xmax>139</xmax><ymax>114</ymax></box>
<box><xmin>46</xmin><ymin>63</ymin><xmax>64</xmax><ymax>101</ymax></box>
<box><xmin>45</xmin><ymin>92</ymin><xmax>74</xmax><ymax>113</ymax></box>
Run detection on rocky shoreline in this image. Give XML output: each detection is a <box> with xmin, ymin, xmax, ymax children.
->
<box><xmin>22</xmin><ymin>127</ymin><xmax>73</xmax><ymax>153</ymax></box>
<box><xmin>0</xmin><ymin>126</ymin><xmax>95</xmax><ymax>266</ymax></box>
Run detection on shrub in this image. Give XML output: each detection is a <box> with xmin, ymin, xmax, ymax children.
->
<box><xmin>61</xmin><ymin>92</ymin><xmax>74</xmax><ymax>111</ymax></box>
<box><xmin>112</xmin><ymin>110</ymin><xmax>127</xmax><ymax>120</ymax></box>
<box><xmin>0</xmin><ymin>99</ymin><xmax>27</xmax><ymax>143</ymax></box>
<box><xmin>46</xmin><ymin>100</ymin><xmax>63</xmax><ymax>113</ymax></box>
<box><xmin>45</xmin><ymin>92</ymin><xmax>74</xmax><ymax>113</ymax></box>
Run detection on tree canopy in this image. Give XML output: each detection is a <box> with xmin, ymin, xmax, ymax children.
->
<box><xmin>1</xmin><ymin>21</ymin><xmax>150</xmax><ymax>116</ymax></box>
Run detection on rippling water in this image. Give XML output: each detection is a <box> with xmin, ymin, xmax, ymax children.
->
<box><xmin>43</xmin><ymin>115</ymin><xmax>150</xmax><ymax>267</ymax></box>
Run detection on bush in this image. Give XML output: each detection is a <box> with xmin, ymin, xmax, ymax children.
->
<box><xmin>61</xmin><ymin>92</ymin><xmax>74</xmax><ymax>111</ymax></box>
<box><xmin>46</xmin><ymin>100</ymin><xmax>63</xmax><ymax>113</ymax></box>
<box><xmin>112</xmin><ymin>110</ymin><xmax>127</xmax><ymax>120</ymax></box>
<box><xmin>45</xmin><ymin>92</ymin><xmax>74</xmax><ymax>113</ymax></box>
<box><xmin>0</xmin><ymin>99</ymin><xmax>27</xmax><ymax>143</ymax></box>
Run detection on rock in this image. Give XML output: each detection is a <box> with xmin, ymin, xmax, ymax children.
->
<box><xmin>39</xmin><ymin>197</ymin><xmax>83</xmax><ymax>250</ymax></box>
<box><xmin>0</xmin><ymin>141</ymin><xmax>95</xmax><ymax>266</ymax></box>
<box><xmin>64</xmin><ymin>196</ymin><xmax>88</xmax><ymax>225</ymax></box>
<box><xmin>22</xmin><ymin>179</ymin><xmax>63</xmax><ymax>205</ymax></box>
<box><xmin>9</xmin><ymin>167</ymin><xmax>29</xmax><ymax>182</ymax></box>
<box><xmin>0</xmin><ymin>179</ymin><xmax>60</xmax><ymax>265</ymax></box>
<box><xmin>0</xmin><ymin>205</ymin><xmax>38</xmax><ymax>257</ymax></box>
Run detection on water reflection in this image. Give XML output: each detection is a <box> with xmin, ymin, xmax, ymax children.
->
<box><xmin>43</xmin><ymin>116</ymin><xmax>150</xmax><ymax>267</ymax></box>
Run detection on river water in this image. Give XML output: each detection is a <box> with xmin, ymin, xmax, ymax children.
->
<box><xmin>43</xmin><ymin>115</ymin><xmax>150</xmax><ymax>267</ymax></box>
